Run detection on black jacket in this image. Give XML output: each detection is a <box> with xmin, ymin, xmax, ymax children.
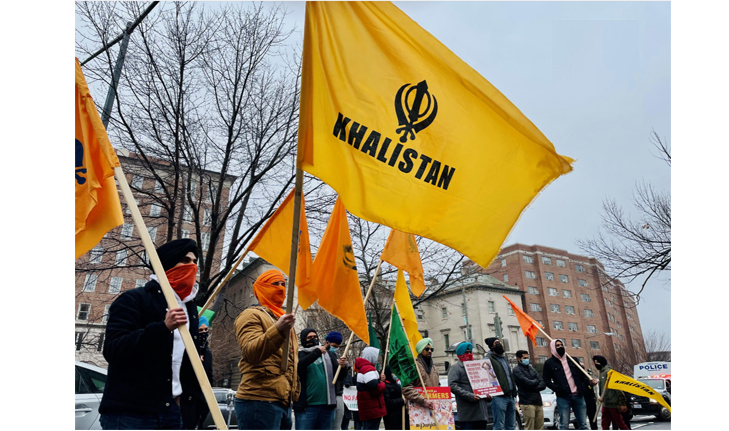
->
<box><xmin>512</xmin><ymin>363</ymin><xmax>546</xmax><ymax>406</ymax></box>
<box><xmin>542</xmin><ymin>356</ymin><xmax>591</xmax><ymax>398</ymax></box>
<box><xmin>293</xmin><ymin>348</ymin><xmax>344</xmax><ymax>411</ymax></box>
<box><xmin>99</xmin><ymin>280</ymin><xmax>203</xmax><ymax>415</ymax></box>
<box><xmin>383</xmin><ymin>379</ymin><xmax>407</xmax><ymax>430</ymax></box>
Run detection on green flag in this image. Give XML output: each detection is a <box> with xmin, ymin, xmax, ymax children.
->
<box><xmin>367</xmin><ymin>312</ymin><xmax>381</xmax><ymax>349</ymax></box>
<box><xmin>197</xmin><ymin>307</ymin><xmax>216</xmax><ymax>323</ymax></box>
<box><xmin>387</xmin><ymin>306</ymin><xmax>419</xmax><ymax>387</ymax></box>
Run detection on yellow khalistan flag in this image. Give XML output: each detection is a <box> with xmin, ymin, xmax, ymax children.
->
<box><xmin>393</xmin><ymin>269</ymin><xmax>423</xmax><ymax>357</ymax></box>
<box><xmin>298</xmin><ymin>2</ymin><xmax>574</xmax><ymax>268</ymax></box>
<box><xmin>381</xmin><ymin>229</ymin><xmax>426</xmax><ymax>297</ymax></box>
<box><xmin>75</xmin><ymin>58</ymin><xmax>124</xmax><ymax>259</ymax></box>
<box><xmin>606</xmin><ymin>370</ymin><xmax>671</xmax><ymax>413</ymax></box>
<box><xmin>248</xmin><ymin>188</ymin><xmax>313</xmax><ymax>305</ymax></box>
<box><xmin>311</xmin><ymin>197</ymin><xmax>369</xmax><ymax>344</ymax></box>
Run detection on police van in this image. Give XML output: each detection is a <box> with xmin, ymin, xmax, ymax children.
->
<box><xmin>627</xmin><ymin>362</ymin><xmax>671</xmax><ymax>421</ymax></box>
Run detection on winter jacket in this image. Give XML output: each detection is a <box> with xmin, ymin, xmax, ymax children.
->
<box><xmin>597</xmin><ymin>365</ymin><xmax>627</xmax><ymax>408</ymax></box>
<box><xmin>448</xmin><ymin>360</ymin><xmax>490</xmax><ymax>422</ymax></box>
<box><xmin>402</xmin><ymin>355</ymin><xmax>441</xmax><ymax>406</ymax></box>
<box><xmin>234</xmin><ymin>305</ymin><xmax>300</xmax><ymax>406</ymax></box>
<box><xmin>293</xmin><ymin>344</ymin><xmax>343</xmax><ymax>411</ymax></box>
<box><xmin>512</xmin><ymin>362</ymin><xmax>546</xmax><ymax>406</ymax></box>
<box><xmin>485</xmin><ymin>351</ymin><xmax>517</xmax><ymax>398</ymax></box>
<box><xmin>383</xmin><ymin>378</ymin><xmax>408</xmax><ymax>430</ymax></box>
<box><xmin>355</xmin><ymin>358</ymin><xmax>387</xmax><ymax>421</ymax></box>
<box><xmin>542</xmin><ymin>356</ymin><xmax>591</xmax><ymax>398</ymax></box>
<box><xmin>100</xmin><ymin>280</ymin><xmax>203</xmax><ymax>415</ymax></box>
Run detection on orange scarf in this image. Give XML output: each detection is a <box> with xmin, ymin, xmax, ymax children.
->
<box><xmin>166</xmin><ymin>263</ymin><xmax>198</xmax><ymax>300</ymax></box>
<box><xmin>253</xmin><ymin>270</ymin><xmax>286</xmax><ymax>317</ymax></box>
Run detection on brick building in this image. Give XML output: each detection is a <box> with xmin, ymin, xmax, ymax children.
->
<box><xmin>463</xmin><ymin>243</ymin><xmax>647</xmax><ymax>374</ymax></box>
<box><xmin>74</xmin><ymin>151</ymin><xmax>235</xmax><ymax>367</ymax></box>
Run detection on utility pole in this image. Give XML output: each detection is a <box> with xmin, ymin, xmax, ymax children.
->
<box><xmin>461</xmin><ymin>285</ymin><xmax>473</xmax><ymax>345</ymax></box>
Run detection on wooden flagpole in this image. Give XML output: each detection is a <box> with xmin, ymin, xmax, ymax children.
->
<box><xmin>113</xmin><ymin>166</ymin><xmax>227</xmax><ymax>430</ymax></box>
<box><xmin>381</xmin><ymin>303</ymin><xmax>394</xmax><ymax>372</ymax></box>
<box><xmin>536</xmin><ymin>326</ymin><xmax>593</xmax><ymax>380</ymax></box>
<box><xmin>199</xmin><ymin>248</ymin><xmax>250</xmax><ymax>314</ymax></box>
<box><xmin>331</xmin><ymin>259</ymin><xmax>384</xmax><ymax>384</ymax></box>
<box><xmin>281</xmin><ymin>168</ymin><xmax>304</xmax><ymax>371</ymax></box>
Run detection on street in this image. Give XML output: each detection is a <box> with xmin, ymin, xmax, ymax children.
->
<box><xmin>629</xmin><ymin>415</ymin><xmax>671</xmax><ymax>430</ymax></box>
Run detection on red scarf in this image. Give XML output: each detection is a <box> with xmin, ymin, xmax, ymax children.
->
<box><xmin>458</xmin><ymin>353</ymin><xmax>474</xmax><ymax>362</ymax></box>
<box><xmin>165</xmin><ymin>263</ymin><xmax>198</xmax><ymax>300</ymax></box>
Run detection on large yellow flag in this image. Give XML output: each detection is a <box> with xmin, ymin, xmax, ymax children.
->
<box><xmin>311</xmin><ymin>197</ymin><xmax>369</xmax><ymax>344</ymax></box>
<box><xmin>606</xmin><ymin>370</ymin><xmax>671</xmax><ymax>413</ymax></box>
<box><xmin>381</xmin><ymin>229</ymin><xmax>426</xmax><ymax>297</ymax></box>
<box><xmin>298</xmin><ymin>2</ymin><xmax>574</xmax><ymax>268</ymax></box>
<box><xmin>394</xmin><ymin>269</ymin><xmax>423</xmax><ymax>356</ymax></box>
<box><xmin>248</xmin><ymin>188</ymin><xmax>313</xmax><ymax>303</ymax></box>
<box><xmin>75</xmin><ymin>58</ymin><xmax>124</xmax><ymax>259</ymax></box>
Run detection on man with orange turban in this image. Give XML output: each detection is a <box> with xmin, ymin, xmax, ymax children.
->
<box><xmin>234</xmin><ymin>269</ymin><xmax>300</xmax><ymax>430</ymax></box>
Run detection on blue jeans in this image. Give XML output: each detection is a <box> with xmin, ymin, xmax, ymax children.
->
<box><xmin>235</xmin><ymin>398</ymin><xmax>293</xmax><ymax>430</ymax></box>
<box><xmin>100</xmin><ymin>400</ymin><xmax>182</xmax><ymax>429</ymax></box>
<box><xmin>556</xmin><ymin>394</ymin><xmax>588</xmax><ymax>430</ymax></box>
<box><xmin>490</xmin><ymin>395</ymin><xmax>516</xmax><ymax>430</ymax></box>
<box><xmin>295</xmin><ymin>405</ymin><xmax>336</xmax><ymax>430</ymax></box>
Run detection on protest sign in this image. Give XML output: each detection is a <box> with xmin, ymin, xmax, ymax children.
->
<box><xmin>463</xmin><ymin>359</ymin><xmax>504</xmax><ymax>396</ymax></box>
<box><xmin>408</xmin><ymin>387</ymin><xmax>455</xmax><ymax>430</ymax></box>
<box><xmin>342</xmin><ymin>386</ymin><xmax>358</xmax><ymax>411</ymax></box>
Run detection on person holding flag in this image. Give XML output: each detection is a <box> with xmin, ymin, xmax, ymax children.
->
<box><xmin>448</xmin><ymin>342</ymin><xmax>490</xmax><ymax>430</ymax></box>
<box><xmin>401</xmin><ymin>339</ymin><xmax>440</xmax><ymax>410</ymax></box>
<box><xmin>542</xmin><ymin>340</ymin><xmax>596</xmax><ymax>430</ymax></box>
<box><xmin>233</xmin><ymin>270</ymin><xmax>299</xmax><ymax>430</ymax></box>
<box><xmin>593</xmin><ymin>355</ymin><xmax>629</xmax><ymax>430</ymax></box>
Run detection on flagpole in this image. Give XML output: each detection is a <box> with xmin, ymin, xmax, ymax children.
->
<box><xmin>535</xmin><ymin>326</ymin><xmax>593</xmax><ymax>380</ymax></box>
<box><xmin>113</xmin><ymin>166</ymin><xmax>227</xmax><ymax>430</ymax></box>
<box><xmin>381</xmin><ymin>303</ymin><xmax>394</xmax><ymax>372</ymax></box>
<box><xmin>331</xmin><ymin>259</ymin><xmax>384</xmax><ymax>384</ymax></box>
<box><xmin>281</xmin><ymin>167</ymin><xmax>304</xmax><ymax>371</ymax></box>
<box><xmin>198</xmin><ymin>247</ymin><xmax>250</xmax><ymax>314</ymax></box>
<box><xmin>394</xmin><ymin>302</ymin><xmax>441</xmax><ymax>431</ymax></box>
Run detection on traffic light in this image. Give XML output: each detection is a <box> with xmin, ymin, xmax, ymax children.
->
<box><xmin>494</xmin><ymin>313</ymin><xmax>503</xmax><ymax>338</ymax></box>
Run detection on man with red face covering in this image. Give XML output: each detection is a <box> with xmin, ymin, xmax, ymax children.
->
<box><xmin>99</xmin><ymin>238</ymin><xmax>204</xmax><ymax>430</ymax></box>
<box><xmin>448</xmin><ymin>342</ymin><xmax>490</xmax><ymax>430</ymax></box>
<box><xmin>234</xmin><ymin>269</ymin><xmax>300</xmax><ymax>430</ymax></box>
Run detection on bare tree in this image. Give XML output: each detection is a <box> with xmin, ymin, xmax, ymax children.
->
<box><xmin>578</xmin><ymin>131</ymin><xmax>671</xmax><ymax>302</ymax></box>
<box><xmin>643</xmin><ymin>330</ymin><xmax>671</xmax><ymax>362</ymax></box>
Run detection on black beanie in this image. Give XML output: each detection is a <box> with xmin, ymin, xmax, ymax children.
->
<box><xmin>485</xmin><ymin>337</ymin><xmax>498</xmax><ymax>350</ymax></box>
<box><xmin>592</xmin><ymin>355</ymin><xmax>608</xmax><ymax>367</ymax></box>
<box><xmin>300</xmin><ymin>327</ymin><xmax>318</xmax><ymax>345</ymax></box>
<box><xmin>155</xmin><ymin>238</ymin><xmax>198</xmax><ymax>272</ymax></box>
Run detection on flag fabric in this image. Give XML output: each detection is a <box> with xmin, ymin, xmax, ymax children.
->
<box><xmin>387</xmin><ymin>305</ymin><xmax>419</xmax><ymax>387</ymax></box>
<box><xmin>248</xmin><ymin>188</ymin><xmax>313</xmax><ymax>305</ymax></box>
<box><xmin>298</xmin><ymin>2</ymin><xmax>574</xmax><ymax>269</ymax></box>
<box><xmin>197</xmin><ymin>307</ymin><xmax>216</xmax><ymax>323</ymax></box>
<box><xmin>367</xmin><ymin>313</ymin><xmax>381</xmax><ymax>349</ymax></box>
<box><xmin>503</xmin><ymin>295</ymin><xmax>543</xmax><ymax>345</ymax></box>
<box><xmin>394</xmin><ymin>269</ymin><xmax>423</xmax><ymax>356</ymax></box>
<box><xmin>381</xmin><ymin>229</ymin><xmax>427</xmax><ymax>297</ymax></box>
<box><xmin>75</xmin><ymin>58</ymin><xmax>124</xmax><ymax>259</ymax></box>
<box><xmin>310</xmin><ymin>197</ymin><xmax>369</xmax><ymax>344</ymax></box>
<box><xmin>606</xmin><ymin>370</ymin><xmax>671</xmax><ymax>413</ymax></box>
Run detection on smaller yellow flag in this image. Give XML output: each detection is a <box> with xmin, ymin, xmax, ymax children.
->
<box><xmin>606</xmin><ymin>370</ymin><xmax>671</xmax><ymax>413</ymax></box>
<box><xmin>393</xmin><ymin>269</ymin><xmax>423</xmax><ymax>357</ymax></box>
<box><xmin>381</xmin><ymin>229</ymin><xmax>426</xmax><ymax>297</ymax></box>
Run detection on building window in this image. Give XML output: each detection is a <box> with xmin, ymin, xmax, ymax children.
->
<box><xmin>550</xmin><ymin>304</ymin><xmax>560</xmax><ymax>313</ymax></box>
<box><xmin>154</xmin><ymin>180</ymin><xmax>164</xmax><ymax>193</ymax></box>
<box><xmin>542</xmin><ymin>256</ymin><xmax>552</xmax><ymax>265</ymax></box>
<box><xmin>584</xmin><ymin>309</ymin><xmax>594</xmax><ymax>318</ymax></box>
<box><xmin>183</xmin><ymin>206</ymin><xmax>194</xmax><ymax>223</ymax></box>
<box><xmin>207</xmin><ymin>184</ymin><xmax>217</xmax><ymax>202</ymax></box>
<box><xmin>581</xmin><ymin>293</ymin><xmax>591</xmax><ymax>302</ymax></box>
<box><xmin>548</xmin><ymin>287</ymin><xmax>558</xmax><ymax>296</ymax></box>
<box><xmin>568</xmin><ymin>322</ymin><xmax>578</xmax><ymax>332</ymax></box>
<box><xmin>578</xmin><ymin>279</ymin><xmax>588</xmax><ymax>287</ymax></box>
<box><xmin>131</xmin><ymin>175</ymin><xmax>144</xmax><ymax>188</ymax></box>
<box><xmin>97</xmin><ymin>332</ymin><xmax>105</xmax><ymax>352</ymax></box>
<box><xmin>182</xmin><ymin>229</ymin><xmax>190</xmax><ymax>239</ymax></box>
<box><xmin>545</xmin><ymin>272</ymin><xmax>554</xmax><ymax>281</ymax></box>
<box><xmin>575</xmin><ymin>264</ymin><xmax>585</xmax><ymax>272</ymax></box>
<box><xmin>488</xmin><ymin>301</ymin><xmax>495</xmax><ymax>313</ymax></box>
<box><xmin>587</xmin><ymin>325</ymin><xmax>597</xmax><ymax>334</ymax></box>
<box><xmin>120</xmin><ymin>223</ymin><xmax>134</xmax><ymax>240</ymax></box>
<box><xmin>523</xmin><ymin>255</ymin><xmax>534</xmax><ymax>264</ymax></box>
<box><xmin>201</xmin><ymin>232</ymin><xmax>210</xmax><ymax>252</ymax></box>
<box><xmin>614</xmin><ymin>343</ymin><xmax>621</xmax><ymax>352</ymax></box>
<box><xmin>590</xmin><ymin>341</ymin><xmax>600</xmax><ymax>350</ymax></box>
<box><xmin>553</xmin><ymin>321</ymin><xmax>563</xmax><ymax>330</ymax></box>
<box><xmin>147</xmin><ymin>226</ymin><xmax>157</xmax><ymax>242</ymax></box>
<box><xmin>443</xmin><ymin>333</ymin><xmax>450</xmax><ymax>347</ymax></box>
<box><xmin>556</xmin><ymin>259</ymin><xmax>566</xmax><ymax>267</ymax></box>
<box><xmin>150</xmin><ymin>204</ymin><xmax>161</xmax><ymax>217</ymax></box>
<box><xmin>536</xmin><ymin>337</ymin><xmax>548</xmax><ymax>347</ymax></box>
<box><xmin>528</xmin><ymin>286</ymin><xmax>538</xmax><ymax>295</ymax></box>
<box><xmin>538</xmin><ymin>356</ymin><xmax>548</xmax><ymax>364</ymax></box>
<box><xmin>90</xmin><ymin>246</ymin><xmax>103</xmax><ymax>264</ymax></box>
<box><xmin>416</xmin><ymin>308</ymin><xmax>424</xmax><ymax>321</ymax></box>
<box><xmin>501</xmin><ymin>259</ymin><xmax>506</xmax><ymax>267</ymax></box>
<box><xmin>103</xmin><ymin>305</ymin><xmax>111</xmax><ymax>323</ymax></box>
<box><xmin>115</xmin><ymin>250</ymin><xmax>128</xmax><ymax>266</ymax></box>
<box><xmin>525</xmin><ymin>270</ymin><xmax>536</xmax><ymax>279</ymax></box>
<box><xmin>571</xmin><ymin>339</ymin><xmax>581</xmax><ymax>348</ymax></box>
<box><xmin>560</xmin><ymin>274</ymin><xmax>569</xmax><ymax>283</ymax></box>
<box><xmin>530</xmin><ymin>303</ymin><xmax>542</xmax><ymax>312</ymax></box>
<box><xmin>503</xmin><ymin>273</ymin><xmax>509</xmax><ymax>282</ymax></box>
<box><xmin>77</xmin><ymin>303</ymin><xmax>91</xmax><ymax>321</ymax></box>
<box><xmin>135</xmin><ymin>279</ymin><xmax>146</xmax><ymax>288</ymax></box>
<box><xmin>563</xmin><ymin>289</ymin><xmax>572</xmax><ymax>298</ymax></box>
<box><xmin>108</xmin><ymin>277</ymin><xmax>123</xmax><ymax>294</ymax></box>
<box><xmin>565</xmin><ymin>306</ymin><xmax>575</xmax><ymax>315</ymax></box>
<box><xmin>204</xmin><ymin>209</ymin><xmax>212</xmax><ymax>226</ymax></box>
<box><xmin>75</xmin><ymin>332</ymin><xmax>85</xmax><ymax>351</ymax></box>
<box><xmin>507</xmin><ymin>305</ymin><xmax>515</xmax><ymax>316</ymax></box>
<box><xmin>82</xmin><ymin>274</ymin><xmax>98</xmax><ymax>292</ymax></box>
<box><xmin>537</xmin><ymin>320</ymin><xmax>543</xmax><ymax>326</ymax></box>
<box><xmin>441</xmin><ymin>307</ymin><xmax>448</xmax><ymax>319</ymax></box>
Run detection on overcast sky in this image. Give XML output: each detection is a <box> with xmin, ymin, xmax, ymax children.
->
<box><xmin>273</xmin><ymin>1</ymin><xmax>671</xmax><ymax>338</ymax></box>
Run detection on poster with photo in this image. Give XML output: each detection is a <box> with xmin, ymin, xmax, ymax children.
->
<box><xmin>408</xmin><ymin>387</ymin><xmax>455</xmax><ymax>430</ymax></box>
<box><xmin>463</xmin><ymin>358</ymin><xmax>504</xmax><ymax>396</ymax></box>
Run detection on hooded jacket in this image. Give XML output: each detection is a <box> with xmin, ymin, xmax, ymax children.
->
<box><xmin>382</xmin><ymin>366</ymin><xmax>408</xmax><ymax>430</ymax></box>
<box><xmin>293</xmin><ymin>328</ymin><xmax>342</xmax><ymax>412</ymax></box>
<box><xmin>512</xmin><ymin>361</ymin><xmax>546</xmax><ymax>406</ymax></box>
<box><xmin>401</xmin><ymin>355</ymin><xmax>441</xmax><ymax>406</ymax></box>
<box><xmin>542</xmin><ymin>340</ymin><xmax>591</xmax><ymax>398</ymax></box>
<box><xmin>597</xmin><ymin>365</ymin><xmax>627</xmax><ymax>408</ymax></box>
<box><xmin>355</xmin><ymin>357</ymin><xmax>387</xmax><ymax>421</ymax></box>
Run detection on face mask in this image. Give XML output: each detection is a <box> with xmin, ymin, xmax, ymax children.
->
<box><xmin>521</xmin><ymin>359</ymin><xmax>530</xmax><ymax>366</ymax></box>
<box><xmin>556</xmin><ymin>346</ymin><xmax>566</xmax><ymax>357</ymax></box>
<box><xmin>329</xmin><ymin>346</ymin><xmax>339</xmax><ymax>353</ymax></box>
<box><xmin>197</xmin><ymin>331</ymin><xmax>209</xmax><ymax>350</ymax></box>
<box><xmin>166</xmin><ymin>263</ymin><xmax>198</xmax><ymax>300</ymax></box>
<box><xmin>457</xmin><ymin>353</ymin><xmax>474</xmax><ymax>362</ymax></box>
<box><xmin>493</xmin><ymin>344</ymin><xmax>505</xmax><ymax>355</ymax></box>
<box><xmin>595</xmin><ymin>363</ymin><xmax>603</xmax><ymax>370</ymax></box>
<box><xmin>304</xmin><ymin>337</ymin><xmax>319</xmax><ymax>348</ymax></box>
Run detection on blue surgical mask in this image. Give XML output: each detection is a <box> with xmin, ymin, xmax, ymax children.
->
<box><xmin>329</xmin><ymin>347</ymin><xmax>339</xmax><ymax>353</ymax></box>
<box><xmin>521</xmin><ymin>359</ymin><xmax>530</xmax><ymax>366</ymax></box>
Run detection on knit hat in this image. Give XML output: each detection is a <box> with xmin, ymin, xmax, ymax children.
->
<box><xmin>155</xmin><ymin>239</ymin><xmax>198</xmax><ymax>272</ymax></box>
<box><xmin>198</xmin><ymin>316</ymin><xmax>209</xmax><ymax>328</ymax></box>
<box><xmin>326</xmin><ymin>331</ymin><xmax>343</xmax><ymax>344</ymax></box>
<box><xmin>592</xmin><ymin>355</ymin><xmax>608</xmax><ymax>367</ymax></box>
<box><xmin>300</xmin><ymin>327</ymin><xmax>318</xmax><ymax>345</ymax></box>
<box><xmin>485</xmin><ymin>337</ymin><xmax>498</xmax><ymax>350</ymax></box>
<box><xmin>456</xmin><ymin>342</ymin><xmax>472</xmax><ymax>356</ymax></box>
<box><xmin>416</xmin><ymin>338</ymin><xmax>433</xmax><ymax>355</ymax></box>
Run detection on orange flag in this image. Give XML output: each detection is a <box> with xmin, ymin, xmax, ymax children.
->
<box><xmin>503</xmin><ymin>295</ymin><xmax>544</xmax><ymax>345</ymax></box>
<box><xmin>248</xmin><ymin>188</ymin><xmax>313</xmax><ymax>300</ymax></box>
<box><xmin>380</xmin><ymin>229</ymin><xmax>426</xmax><ymax>297</ymax></box>
<box><xmin>311</xmin><ymin>197</ymin><xmax>369</xmax><ymax>344</ymax></box>
<box><xmin>75</xmin><ymin>58</ymin><xmax>124</xmax><ymax>259</ymax></box>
